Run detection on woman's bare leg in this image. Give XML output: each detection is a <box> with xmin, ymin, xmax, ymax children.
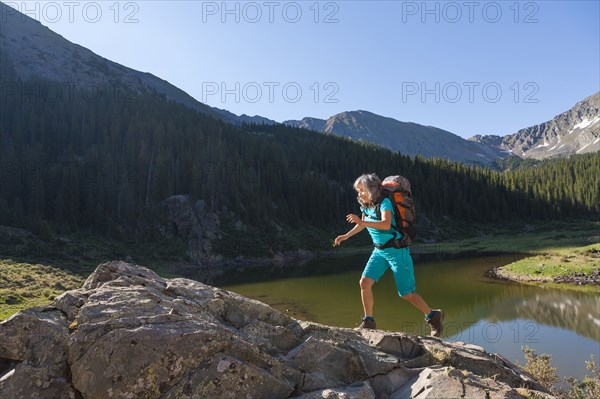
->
<box><xmin>359</xmin><ymin>276</ymin><xmax>375</xmax><ymax>316</ymax></box>
<box><xmin>400</xmin><ymin>291</ymin><xmax>431</xmax><ymax>315</ymax></box>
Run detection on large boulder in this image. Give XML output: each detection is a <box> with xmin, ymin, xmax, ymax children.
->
<box><xmin>0</xmin><ymin>261</ymin><xmax>556</xmax><ymax>398</ymax></box>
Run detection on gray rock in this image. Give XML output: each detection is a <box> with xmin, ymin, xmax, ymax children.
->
<box><xmin>392</xmin><ymin>367</ymin><xmax>524</xmax><ymax>399</ymax></box>
<box><xmin>297</xmin><ymin>381</ymin><xmax>376</xmax><ymax>399</ymax></box>
<box><xmin>51</xmin><ymin>290</ymin><xmax>87</xmax><ymax>320</ymax></box>
<box><xmin>0</xmin><ymin>309</ymin><xmax>68</xmax><ymax>369</ymax></box>
<box><xmin>285</xmin><ymin>335</ymin><xmax>363</xmax><ymax>384</ymax></box>
<box><xmin>0</xmin><ymin>362</ymin><xmax>76</xmax><ymax>399</ymax></box>
<box><xmin>369</xmin><ymin>367</ymin><xmax>420</xmax><ymax>397</ymax></box>
<box><xmin>0</xmin><ymin>261</ymin><xmax>558</xmax><ymax>399</ymax></box>
<box><xmin>0</xmin><ymin>308</ymin><xmax>71</xmax><ymax>398</ymax></box>
<box><xmin>157</xmin><ymin>195</ymin><xmax>223</xmax><ymax>266</ymax></box>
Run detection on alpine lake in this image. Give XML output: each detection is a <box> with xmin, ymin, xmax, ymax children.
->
<box><xmin>217</xmin><ymin>251</ymin><xmax>600</xmax><ymax>381</ymax></box>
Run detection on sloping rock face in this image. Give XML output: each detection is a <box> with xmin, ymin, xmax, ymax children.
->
<box><xmin>157</xmin><ymin>195</ymin><xmax>223</xmax><ymax>265</ymax></box>
<box><xmin>0</xmin><ymin>261</ymin><xmax>555</xmax><ymax>399</ymax></box>
<box><xmin>0</xmin><ymin>2</ymin><xmax>249</xmax><ymax>125</ymax></box>
<box><xmin>471</xmin><ymin>91</ymin><xmax>600</xmax><ymax>159</ymax></box>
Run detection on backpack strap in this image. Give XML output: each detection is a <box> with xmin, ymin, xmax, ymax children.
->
<box><xmin>372</xmin><ymin>199</ymin><xmax>404</xmax><ymax>245</ymax></box>
<box><xmin>374</xmin><ymin>234</ymin><xmax>410</xmax><ymax>250</ymax></box>
<box><xmin>374</xmin><ymin>199</ymin><xmax>402</xmax><ymax>231</ymax></box>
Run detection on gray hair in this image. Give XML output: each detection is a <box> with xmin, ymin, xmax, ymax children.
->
<box><xmin>353</xmin><ymin>173</ymin><xmax>382</xmax><ymax>207</ymax></box>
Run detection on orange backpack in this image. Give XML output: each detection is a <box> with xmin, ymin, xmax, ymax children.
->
<box><xmin>375</xmin><ymin>175</ymin><xmax>416</xmax><ymax>248</ymax></box>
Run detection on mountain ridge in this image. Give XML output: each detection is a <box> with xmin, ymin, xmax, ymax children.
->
<box><xmin>285</xmin><ymin>110</ymin><xmax>507</xmax><ymax>165</ymax></box>
<box><xmin>470</xmin><ymin>91</ymin><xmax>600</xmax><ymax>159</ymax></box>
<box><xmin>0</xmin><ymin>2</ymin><xmax>276</xmax><ymax>126</ymax></box>
<box><xmin>2</xmin><ymin>1</ymin><xmax>597</xmax><ymax>163</ymax></box>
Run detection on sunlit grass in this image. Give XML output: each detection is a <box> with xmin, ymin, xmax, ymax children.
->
<box><xmin>0</xmin><ymin>259</ymin><xmax>84</xmax><ymax>320</ymax></box>
<box><xmin>482</xmin><ymin>243</ymin><xmax>600</xmax><ymax>295</ymax></box>
<box><xmin>496</xmin><ymin>243</ymin><xmax>600</xmax><ymax>291</ymax></box>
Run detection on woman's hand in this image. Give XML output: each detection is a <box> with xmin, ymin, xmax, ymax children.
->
<box><xmin>346</xmin><ymin>214</ymin><xmax>363</xmax><ymax>225</ymax></box>
<box><xmin>333</xmin><ymin>235</ymin><xmax>347</xmax><ymax>247</ymax></box>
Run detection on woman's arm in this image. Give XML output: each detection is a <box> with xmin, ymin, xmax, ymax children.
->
<box><xmin>346</xmin><ymin>210</ymin><xmax>392</xmax><ymax>231</ymax></box>
<box><xmin>334</xmin><ymin>214</ymin><xmax>366</xmax><ymax>246</ymax></box>
<box><xmin>344</xmin><ymin>222</ymin><xmax>366</xmax><ymax>238</ymax></box>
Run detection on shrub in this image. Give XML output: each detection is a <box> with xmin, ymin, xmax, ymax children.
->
<box><xmin>521</xmin><ymin>347</ymin><xmax>600</xmax><ymax>399</ymax></box>
<box><xmin>521</xmin><ymin>346</ymin><xmax>558</xmax><ymax>388</ymax></box>
<box><xmin>566</xmin><ymin>355</ymin><xmax>600</xmax><ymax>399</ymax></box>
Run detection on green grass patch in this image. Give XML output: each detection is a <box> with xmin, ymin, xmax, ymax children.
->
<box><xmin>496</xmin><ymin>243</ymin><xmax>600</xmax><ymax>292</ymax></box>
<box><xmin>0</xmin><ymin>259</ymin><xmax>84</xmax><ymax>320</ymax></box>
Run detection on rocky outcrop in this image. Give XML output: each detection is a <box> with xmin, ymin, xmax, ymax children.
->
<box><xmin>157</xmin><ymin>195</ymin><xmax>223</xmax><ymax>266</ymax></box>
<box><xmin>0</xmin><ymin>261</ymin><xmax>556</xmax><ymax>398</ymax></box>
<box><xmin>472</xmin><ymin>91</ymin><xmax>600</xmax><ymax>159</ymax></box>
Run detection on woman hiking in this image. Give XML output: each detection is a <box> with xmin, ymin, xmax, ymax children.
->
<box><xmin>334</xmin><ymin>173</ymin><xmax>444</xmax><ymax>337</ymax></box>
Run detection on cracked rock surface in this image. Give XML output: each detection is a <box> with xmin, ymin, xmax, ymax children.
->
<box><xmin>0</xmin><ymin>261</ymin><xmax>556</xmax><ymax>398</ymax></box>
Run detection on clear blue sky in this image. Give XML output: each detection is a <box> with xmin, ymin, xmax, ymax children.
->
<box><xmin>12</xmin><ymin>1</ymin><xmax>600</xmax><ymax>138</ymax></box>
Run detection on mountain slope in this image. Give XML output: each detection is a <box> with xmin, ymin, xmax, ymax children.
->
<box><xmin>285</xmin><ymin>110</ymin><xmax>507</xmax><ymax>165</ymax></box>
<box><xmin>470</xmin><ymin>92</ymin><xmax>600</xmax><ymax>159</ymax></box>
<box><xmin>0</xmin><ymin>2</ymin><xmax>276</xmax><ymax>126</ymax></box>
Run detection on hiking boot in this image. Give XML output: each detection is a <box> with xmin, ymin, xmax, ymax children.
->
<box><xmin>358</xmin><ymin>317</ymin><xmax>377</xmax><ymax>330</ymax></box>
<box><xmin>426</xmin><ymin>310</ymin><xmax>444</xmax><ymax>337</ymax></box>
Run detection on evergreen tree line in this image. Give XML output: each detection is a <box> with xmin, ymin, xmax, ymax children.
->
<box><xmin>0</xmin><ymin>73</ymin><xmax>598</xmax><ymax>239</ymax></box>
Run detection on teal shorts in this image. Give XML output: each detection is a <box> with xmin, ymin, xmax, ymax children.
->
<box><xmin>362</xmin><ymin>247</ymin><xmax>416</xmax><ymax>296</ymax></box>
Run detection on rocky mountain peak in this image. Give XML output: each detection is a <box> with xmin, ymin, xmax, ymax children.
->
<box><xmin>285</xmin><ymin>111</ymin><xmax>507</xmax><ymax>165</ymax></box>
<box><xmin>471</xmin><ymin>91</ymin><xmax>600</xmax><ymax>159</ymax></box>
<box><xmin>468</xmin><ymin>134</ymin><xmax>506</xmax><ymax>148</ymax></box>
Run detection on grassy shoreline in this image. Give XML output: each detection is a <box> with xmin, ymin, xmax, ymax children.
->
<box><xmin>492</xmin><ymin>243</ymin><xmax>600</xmax><ymax>293</ymax></box>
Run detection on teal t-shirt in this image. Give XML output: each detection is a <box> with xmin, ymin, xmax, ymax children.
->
<box><xmin>361</xmin><ymin>197</ymin><xmax>401</xmax><ymax>246</ymax></box>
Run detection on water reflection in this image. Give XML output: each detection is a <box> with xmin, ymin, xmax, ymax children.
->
<box><xmin>219</xmin><ymin>253</ymin><xmax>600</xmax><ymax>379</ymax></box>
<box><xmin>488</xmin><ymin>285</ymin><xmax>600</xmax><ymax>342</ymax></box>
<box><xmin>433</xmin><ymin>281</ymin><xmax>600</xmax><ymax>343</ymax></box>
